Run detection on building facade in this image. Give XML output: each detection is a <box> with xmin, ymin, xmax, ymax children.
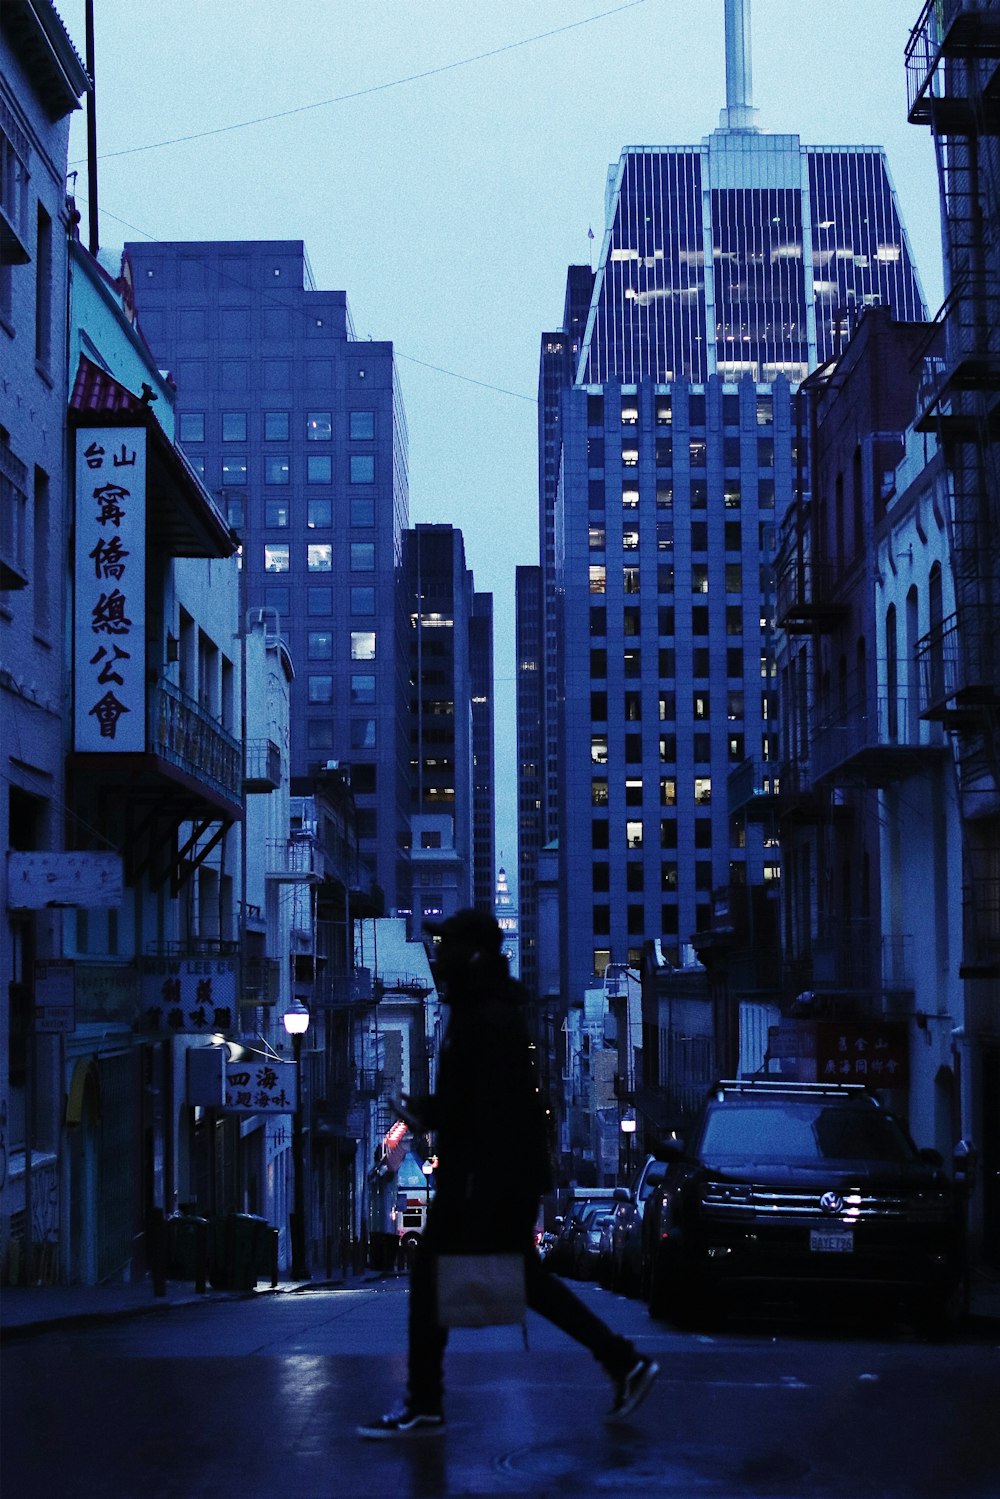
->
<box><xmin>527</xmin><ymin>6</ymin><xmax>926</xmax><ymax>1019</ymax></box>
<box><xmin>125</xmin><ymin>240</ymin><xmax>411</xmax><ymax>910</ymax></box>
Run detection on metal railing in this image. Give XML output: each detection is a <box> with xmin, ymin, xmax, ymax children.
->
<box><xmin>244</xmin><ymin>738</ymin><xmax>281</xmax><ymax>790</ymax></box>
<box><xmin>149</xmin><ymin>677</ymin><xmax>242</xmax><ymax>805</ymax></box>
<box><xmin>916</xmin><ymin>605</ymin><xmax>1000</xmax><ymax>715</ymax></box>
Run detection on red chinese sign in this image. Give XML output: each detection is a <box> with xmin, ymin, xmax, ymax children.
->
<box><xmin>816</xmin><ymin>1022</ymin><xmax>909</xmax><ymax>1088</ymax></box>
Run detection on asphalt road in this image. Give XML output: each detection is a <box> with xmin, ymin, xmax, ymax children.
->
<box><xmin>3</xmin><ymin>1276</ymin><xmax>999</xmax><ymax>1498</ymax></box>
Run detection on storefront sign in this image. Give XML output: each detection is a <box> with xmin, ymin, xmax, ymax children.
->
<box><xmin>224</xmin><ymin>1059</ymin><xmax>297</xmax><ymax>1114</ymax></box>
<box><xmin>8</xmin><ymin>851</ymin><xmax>123</xmax><ymax>909</ymax></box>
<box><xmin>74</xmin><ymin>426</ymin><xmax>146</xmax><ymax>753</ymax></box>
<box><xmin>34</xmin><ymin>960</ymin><xmax>76</xmax><ymax>1034</ymax></box>
<box><xmin>140</xmin><ymin>955</ymin><xmax>237</xmax><ymax>1034</ymax></box>
<box><xmin>817</xmin><ymin>1021</ymin><xmax>909</xmax><ymax>1087</ymax></box>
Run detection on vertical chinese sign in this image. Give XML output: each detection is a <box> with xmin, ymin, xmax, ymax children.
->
<box><xmin>74</xmin><ymin>427</ymin><xmax>146</xmax><ymax>753</ymax></box>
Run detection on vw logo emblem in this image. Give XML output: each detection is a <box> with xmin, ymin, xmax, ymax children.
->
<box><xmin>820</xmin><ymin>1191</ymin><xmax>844</xmax><ymax>1215</ymax></box>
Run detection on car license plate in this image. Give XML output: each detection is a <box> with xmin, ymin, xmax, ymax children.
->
<box><xmin>810</xmin><ymin>1230</ymin><xmax>854</xmax><ymax>1253</ymax></box>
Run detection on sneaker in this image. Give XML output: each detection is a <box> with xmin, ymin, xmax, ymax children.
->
<box><xmin>356</xmin><ymin>1403</ymin><xmax>445</xmax><ymax>1439</ymax></box>
<box><xmin>606</xmin><ymin>1356</ymin><xmax>660</xmax><ymax>1422</ymax></box>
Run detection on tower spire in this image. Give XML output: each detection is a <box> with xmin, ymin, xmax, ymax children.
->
<box><xmin>719</xmin><ymin>0</ymin><xmax>759</xmax><ymax>132</ymax></box>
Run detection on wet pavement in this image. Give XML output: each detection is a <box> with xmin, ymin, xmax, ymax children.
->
<box><xmin>3</xmin><ymin>1271</ymin><xmax>1000</xmax><ymax>1498</ymax></box>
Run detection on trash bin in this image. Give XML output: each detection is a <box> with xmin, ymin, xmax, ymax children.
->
<box><xmin>218</xmin><ymin>1213</ymin><xmax>278</xmax><ymax>1292</ymax></box>
<box><xmin>167</xmin><ymin>1213</ymin><xmax>209</xmax><ymax>1287</ymax></box>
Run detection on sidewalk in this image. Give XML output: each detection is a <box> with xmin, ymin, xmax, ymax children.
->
<box><xmin>0</xmin><ymin>1266</ymin><xmax>393</xmax><ymax>1337</ymax></box>
<box><xmin>2</xmin><ymin>1264</ymin><xmax>997</xmax><ymax>1340</ymax></box>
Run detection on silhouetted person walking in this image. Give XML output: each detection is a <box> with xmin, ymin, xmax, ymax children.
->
<box><xmin>357</xmin><ymin>909</ymin><xmax>658</xmax><ymax>1438</ymax></box>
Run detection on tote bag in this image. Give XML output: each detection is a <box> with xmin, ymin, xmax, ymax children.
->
<box><xmin>436</xmin><ymin>1252</ymin><xmax>526</xmax><ymax>1328</ymax></box>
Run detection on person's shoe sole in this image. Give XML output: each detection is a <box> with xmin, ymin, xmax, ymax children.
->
<box><xmin>606</xmin><ymin>1358</ymin><xmax>660</xmax><ymax>1422</ymax></box>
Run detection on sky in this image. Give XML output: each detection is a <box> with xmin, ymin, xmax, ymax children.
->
<box><xmin>56</xmin><ymin>0</ymin><xmax>944</xmax><ymax>890</ymax></box>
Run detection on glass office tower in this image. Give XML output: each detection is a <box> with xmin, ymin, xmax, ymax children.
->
<box><xmin>530</xmin><ymin>98</ymin><xmax>925</xmax><ymax>1005</ymax></box>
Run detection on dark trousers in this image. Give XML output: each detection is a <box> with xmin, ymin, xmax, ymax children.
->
<box><xmin>407</xmin><ymin>1197</ymin><xmax>636</xmax><ymax>1412</ymax></box>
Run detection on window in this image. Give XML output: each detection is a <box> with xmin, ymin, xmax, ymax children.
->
<box><xmin>222</xmin><ymin>459</ymin><xmax>247</xmax><ymax>486</ymax></box>
<box><xmin>624</xmin><ymin>648</ymin><xmax>641</xmax><ymax>677</ymax></box>
<box><xmin>689</xmin><ymin>438</ymin><xmax>707</xmax><ymax>466</ymax></box>
<box><xmin>224</xmin><ymin>496</ymin><xmax>243</xmax><ymax>528</ymax></box>
<box><xmin>350</xmin><ymin>454</ymin><xmax>375</xmax><ymax>484</ymax></box>
<box><xmin>265</xmin><ymin>411</ymin><xmax>289</xmax><ymax>441</ymax></box>
<box><xmin>351</xmin><ymin>587</ymin><xmax>375</xmax><ymax>615</ymax></box>
<box><xmin>350</xmin><ymin>497</ymin><xmax>375</xmax><ymax>526</ymax></box>
<box><xmin>351</xmin><ymin>631</ymin><xmax>376</xmax><ymax>661</ymax></box>
<box><xmin>623</xmin><ymin>528</ymin><xmax>639</xmax><ymax>551</ymax></box>
<box><xmin>655</xmin><ymin>437</ymin><xmax>672</xmax><ymax>466</ymax></box>
<box><xmin>695</xmin><ymin>777</ymin><xmax>712</xmax><ymax>804</ymax></box>
<box><xmin>350</xmin><ymin>410</ymin><xmax>375</xmax><ymax>440</ymax></box>
<box><xmin>693</xmin><ymin>647</ymin><xmax>709</xmax><ymax>677</ymax></box>
<box><xmin>660</xmin><ymin>820</ymin><xmax>677</xmax><ymax>849</ymax></box>
<box><xmin>308</xmin><ymin>454</ymin><xmax>332</xmax><ymax>484</ymax></box>
<box><xmin>622</xmin><ymin>486</ymin><xmax>639</xmax><ymax>509</ymax></box>
<box><xmin>621</xmin><ymin>404</ymin><xmax>639</xmax><ymax>426</ymax></box>
<box><xmin>265</xmin><ymin>501</ymin><xmax>289</xmax><ymax>527</ymax></box>
<box><xmin>622</xmin><ymin>448</ymin><xmax>639</xmax><ymax>468</ymax></box>
<box><xmin>724</xmin><ymin>480</ymin><xmax>741</xmax><ymax>508</ymax></box>
<box><xmin>307</xmin><ymin>499</ymin><xmax>332</xmax><ymax>529</ymax></box>
<box><xmin>694</xmin><ymin>691</ymin><xmax>710</xmax><ymax>719</ymax></box>
<box><xmin>592</xmin><ymin>820</ymin><xmax>609</xmax><ymax>850</ymax></box>
<box><xmin>694</xmin><ymin>733</ymin><xmax>711</xmax><ymax>762</ymax></box>
<box><xmin>660</xmin><ymin>778</ymin><xmax>676</xmax><ymax>806</ymax></box>
<box><xmin>591</xmin><ymin>691</ymin><xmax>607</xmax><ymax>720</ymax></box>
<box><xmin>693</xmin><ymin>565</ymin><xmax>709</xmax><ymax>594</ymax></box>
<box><xmin>726</xmin><ymin>564</ymin><xmax>742</xmax><ymax>593</ymax></box>
<box><xmin>656</xmin><ymin>483</ymin><xmax>673</xmax><ymax>509</ymax></box>
<box><xmin>308</xmin><ymin>544</ymin><xmax>332</xmax><ymax>572</ymax></box>
<box><xmin>265</xmin><ymin>455</ymin><xmax>290</xmax><ymax>485</ymax></box>
<box><xmin>589</xmin><ymin>566</ymin><xmax>606</xmax><ymax>594</ymax></box>
<box><xmin>179</xmin><ymin>412</ymin><xmax>205</xmax><ymax>443</ymax></box>
<box><xmin>351</xmin><ymin>719</ymin><xmax>376</xmax><ymax>749</ymax></box>
<box><xmin>659</xmin><ymin>606</ymin><xmax>674</xmax><ymax>635</ymax></box>
<box><xmin>625</xmin><ymin>777</ymin><xmax>643</xmax><ymax>806</ymax></box>
<box><xmin>624</xmin><ymin>568</ymin><xmax>641</xmax><ymax>594</ymax></box>
<box><xmin>35</xmin><ymin>204</ymin><xmax>52</xmax><ymax>368</ymax></box>
<box><xmin>624</xmin><ymin>692</ymin><xmax>641</xmax><ymax>722</ymax></box>
<box><xmin>307</xmin><ymin>412</ymin><xmax>332</xmax><ymax>441</ymax></box>
<box><xmin>590</xmin><ymin>648</ymin><xmax>607</xmax><ymax>677</ymax></box>
<box><xmin>659</xmin><ymin>734</ymin><xmax>676</xmax><ymax>762</ymax></box>
<box><xmin>757</xmin><ymin>395</ymin><xmax>773</xmax><ymax>427</ymax></box>
<box><xmin>691</xmin><ymin>522</ymin><xmax>708</xmax><ymax>551</ymax></box>
<box><xmin>308</xmin><ymin>675</ymin><xmax>334</xmax><ymax>704</ymax></box>
<box><xmin>694</xmin><ymin>819</ymin><xmax>712</xmax><ymax>849</ymax></box>
<box><xmin>590</xmin><ymin>607</ymin><xmax>606</xmax><ymax>636</ymax></box>
<box><xmin>589</xmin><ymin>524</ymin><xmax>606</xmax><ymax>550</ymax></box>
<box><xmin>626</xmin><ymin>820</ymin><xmax>643</xmax><ymax>849</ymax></box>
<box><xmin>264</xmin><ymin>586</ymin><xmax>288</xmax><ymax>614</ymax></box>
<box><xmin>350</xmin><ymin>542</ymin><xmax>375</xmax><ymax>571</ymax></box>
<box><xmin>593</xmin><ymin>949</ymin><xmax>612</xmax><ymax>977</ymax></box>
<box><xmin>351</xmin><ymin>674</ymin><xmax>376</xmax><ymax>704</ymax></box>
<box><xmin>656</xmin><ymin>397</ymin><xmax>672</xmax><ymax>425</ymax></box>
<box><xmin>725</xmin><ymin>521</ymin><xmax>742</xmax><ymax>551</ymax></box>
<box><xmin>222</xmin><ymin>412</ymin><xmax>247</xmax><ymax>442</ymax></box>
<box><xmin>592</xmin><ymin>779</ymin><xmax>609</xmax><ymax>806</ymax></box>
<box><xmin>308</xmin><ymin>587</ymin><xmax>332</xmax><ymax>615</ymax></box>
<box><xmin>625</xmin><ymin>731</ymin><xmax>642</xmax><ymax>760</ymax></box>
<box><xmin>307</xmin><ymin>631</ymin><xmax>332</xmax><ymax>659</ymax></box>
<box><xmin>728</xmin><ymin>691</ymin><xmax>744</xmax><ymax>719</ymax></box>
<box><xmin>307</xmin><ymin>720</ymin><xmax>335</xmax><ymax>751</ymax></box>
<box><xmin>264</xmin><ymin>543</ymin><xmax>288</xmax><ymax>572</ymax></box>
<box><xmin>593</xmin><ymin>863</ymin><xmax>610</xmax><ymax>892</ymax></box>
<box><xmin>591</xmin><ymin>736</ymin><xmax>608</xmax><ymax>765</ymax></box>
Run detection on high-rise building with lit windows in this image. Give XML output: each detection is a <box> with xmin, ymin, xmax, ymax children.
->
<box><xmin>521</xmin><ymin>0</ymin><xmax>926</xmax><ymax>1010</ymax></box>
<box><xmin>126</xmin><ymin>240</ymin><xmax>410</xmax><ymax>907</ymax></box>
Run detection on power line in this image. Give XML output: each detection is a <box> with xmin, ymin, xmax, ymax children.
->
<box><xmin>72</xmin><ymin>0</ymin><xmax>652</xmax><ymax>165</ymax></box>
<box><xmin>98</xmin><ymin>205</ymin><xmax>539</xmax><ymax>405</ymax></box>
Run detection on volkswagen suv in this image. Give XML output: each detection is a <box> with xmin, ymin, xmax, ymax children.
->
<box><xmin>643</xmin><ymin>1080</ymin><xmax>967</xmax><ymax>1336</ymax></box>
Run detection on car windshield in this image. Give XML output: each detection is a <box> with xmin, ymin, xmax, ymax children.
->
<box><xmin>697</xmin><ymin>1100</ymin><xmax>918</xmax><ymax>1167</ymax></box>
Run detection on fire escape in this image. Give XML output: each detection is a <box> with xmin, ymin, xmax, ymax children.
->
<box><xmin>908</xmin><ymin>0</ymin><xmax>1000</xmax><ymax>983</ymax></box>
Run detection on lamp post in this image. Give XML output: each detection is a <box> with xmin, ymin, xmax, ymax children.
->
<box><xmin>283</xmin><ymin>998</ymin><xmax>310</xmax><ymax>1281</ymax></box>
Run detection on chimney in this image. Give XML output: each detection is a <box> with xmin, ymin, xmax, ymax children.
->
<box><xmin>719</xmin><ymin>0</ymin><xmax>760</xmax><ymax>132</ymax></box>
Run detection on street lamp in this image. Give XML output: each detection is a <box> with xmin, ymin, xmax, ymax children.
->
<box><xmin>283</xmin><ymin>998</ymin><xmax>311</xmax><ymax>1281</ymax></box>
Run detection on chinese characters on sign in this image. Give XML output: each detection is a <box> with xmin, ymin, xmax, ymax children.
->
<box><xmin>817</xmin><ymin>1022</ymin><xmax>909</xmax><ymax>1089</ymax></box>
<box><xmin>140</xmin><ymin>956</ymin><xmax>237</xmax><ymax>1035</ymax></box>
<box><xmin>225</xmin><ymin>1060</ymin><xmax>297</xmax><ymax>1114</ymax></box>
<box><xmin>74</xmin><ymin>427</ymin><xmax>146</xmax><ymax>753</ymax></box>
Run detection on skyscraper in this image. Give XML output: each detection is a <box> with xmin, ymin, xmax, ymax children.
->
<box><xmin>522</xmin><ymin>0</ymin><xmax>926</xmax><ymax>1006</ymax></box>
<box><xmin>401</xmin><ymin>523</ymin><xmax>494</xmax><ymax>928</ymax></box>
<box><xmin>126</xmin><ymin>241</ymin><xmax>410</xmax><ymax>907</ymax></box>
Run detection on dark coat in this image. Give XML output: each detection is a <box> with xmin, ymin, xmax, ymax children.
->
<box><xmin>420</xmin><ymin>971</ymin><xmax>553</xmax><ymax>1251</ymax></box>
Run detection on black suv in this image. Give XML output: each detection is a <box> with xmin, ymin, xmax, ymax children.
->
<box><xmin>642</xmin><ymin>1080</ymin><xmax>967</xmax><ymax>1336</ymax></box>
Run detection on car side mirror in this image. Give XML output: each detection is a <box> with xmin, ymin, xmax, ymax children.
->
<box><xmin>613</xmin><ymin>1186</ymin><xmax>631</xmax><ymax>1203</ymax></box>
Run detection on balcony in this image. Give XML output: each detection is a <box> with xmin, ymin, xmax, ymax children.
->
<box><xmin>266</xmin><ymin>835</ymin><xmax>323</xmax><ymax>883</ymax></box>
<box><xmin>775</xmin><ymin>556</ymin><xmax>848</xmax><ymax>634</ymax></box>
<box><xmin>916</xmin><ymin>605</ymin><xmax>1000</xmax><ymax>721</ymax></box>
<box><xmin>149</xmin><ymin>678</ymin><xmax>243</xmax><ymax>809</ymax></box>
<box><xmin>244</xmin><ymin>738</ymin><xmax>281</xmax><ymax>793</ymax></box>
<box><xmin>243</xmin><ymin>955</ymin><xmax>281</xmax><ymax>1006</ymax></box>
<box><xmin>907</xmin><ymin>0</ymin><xmax>1000</xmax><ymax>132</ymax></box>
<box><xmin>811</xmin><ymin>691</ymin><xmax>947</xmax><ymax>786</ymax></box>
<box><xmin>728</xmin><ymin>757</ymin><xmax>780</xmax><ymax>819</ymax></box>
<box><xmin>0</xmin><ymin>439</ymin><xmax>29</xmax><ymax>591</ymax></box>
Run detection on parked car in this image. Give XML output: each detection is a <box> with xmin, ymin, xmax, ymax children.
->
<box><xmin>643</xmin><ymin>1079</ymin><xmax>968</xmax><ymax>1337</ymax></box>
<box><xmin>547</xmin><ymin>1189</ymin><xmax>618</xmax><ymax>1277</ymax></box>
<box><xmin>609</xmin><ymin>1156</ymin><xmax>669</xmax><ymax>1296</ymax></box>
<box><xmin>575</xmin><ymin>1206</ymin><xmax>614</xmax><ymax>1281</ymax></box>
<box><xmin>598</xmin><ymin>1199</ymin><xmax>630</xmax><ymax>1289</ymax></box>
